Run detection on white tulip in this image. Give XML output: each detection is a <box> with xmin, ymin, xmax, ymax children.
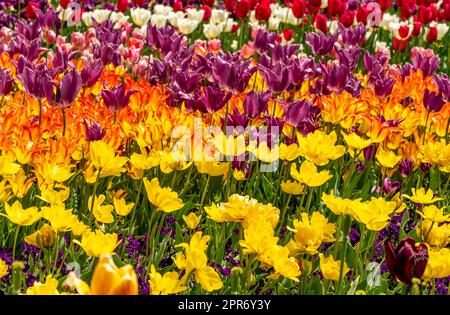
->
<box><xmin>433</xmin><ymin>22</ymin><xmax>449</xmax><ymax>40</ymax></box>
<box><xmin>82</xmin><ymin>11</ymin><xmax>94</xmax><ymax>26</ymax></box>
<box><xmin>168</xmin><ymin>11</ymin><xmax>185</xmax><ymax>27</ymax></box>
<box><xmin>268</xmin><ymin>17</ymin><xmax>280</xmax><ymax>31</ymax></box>
<box><xmin>221</xmin><ymin>18</ymin><xmax>234</xmax><ymax>33</ymax></box>
<box><xmin>203</xmin><ymin>23</ymin><xmax>224</xmax><ymax>39</ymax></box>
<box><xmin>92</xmin><ymin>9</ymin><xmax>112</xmax><ymax>24</ymax></box>
<box><xmin>110</xmin><ymin>12</ymin><xmax>129</xmax><ymax>26</ymax></box>
<box><xmin>154</xmin><ymin>4</ymin><xmax>173</xmax><ymax>16</ymax></box>
<box><xmin>231</xmin><ymin>40</ymin><xmax>238</xmax><ymax>50</ymax></box>
<box><xmin>210</xmin><ymin>9</ymin><xmax>228</xmax><ymax>24</ymax></box>
<box><xmin>178</xmin><ymin>18</ymin><xmax>199</xmax><ymax>35</ymax></box>
<box><xmin>186</xmin><ymin>8</ymin><xmax>205</xmax><ymax>23</ymax></box>
<box><xmin>151</xmin><ymin>14</ymin><xmax>167</xmax><ymax>28</ymax></box>
<box><xmin>131</xmin><ymin>8</ymin><xmax>152</xmax><ymax>26</ymax></box>
<box><xmin>328</xmin><ymin>20</ymin><xmax>338</xmax><ymax>34</ymax></box>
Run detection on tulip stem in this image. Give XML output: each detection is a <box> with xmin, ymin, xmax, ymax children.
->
<box><xmin>61</xmin><ymin>107</ymin><xmax>67</xmax><ymax>136</ymax></box>
<box><xmin>89</xmin><ymin>168</ymin><xmax>102</xmax><ymax>222</ymax></box>
<box><xmin>422</xmin><ymin>111</ymin><xmax>430</xmax><ymax>145</ymax></box>
<box><xmin>11</xmin><ymin>225</ymin><xmax>20</xmax><ymax>262</ymax></box>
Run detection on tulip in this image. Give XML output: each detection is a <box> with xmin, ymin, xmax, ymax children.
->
<box><xmin>60</xmin><ymin>0</ymin><xmax>70</xmax><ymax>9</ymax></box>
<box><xmin>0</xmin><ymin>68</ymin><xmax>14</xmax><ymax>97</ymax></box>
<box><xmin>385</xmin><ymin>237</ymin><xmax>429</xmax><ymax>284</ymax></box>
<box><xmin>117</xmin><ymin>0</ymin><xmax>128</xmax><ymax>13</ymax></box>
<box><xmin>25</xmin><ymin>2</ymin><xmax>40</xmax><ymax>19</ymax></box>
<box><xmin>255</xmin><ymin>1</ymin><xmax>271</xmax><ymax>21</ymax></box>
<box><xmin>315</xmin><ymin>13</ymin><xmax>328</xmax><ymax>33</ymax></box>
<box><xmin>423</xmin><ymin>88</ymin><xmax>445</xmax><ymax>113</ymax></box>
<box><xmin>84</xmin><ymin>119</ymin><xmax>106</xmax><ymax>141</ymax></box>
<box><xmin>236</xmin><ymin>0</ymin><xmax>250</xmax><ymax>19</ymax></box>
<box><xmin>290</xmin><ymin>0</ymin><xmax>306</xmax><ymax>19</ymax></box>
<box><xmin>101</xmin><ymin>82</ymin><xmax>138</xmax><ymax>118</ymax></box>
<box><xmin>426</xmin><ymin>26</ymin><xmax>438</xmax><ymax>42</ymax></box>
<box><xmin>243</xmin><ymin>90</ymin><xmax>270</xmax><ymax>118</ymax></box>
<box><xmin>81</xmin><ymin>59</ymin><xmax>104</xmax><ymax>89</ymax></box>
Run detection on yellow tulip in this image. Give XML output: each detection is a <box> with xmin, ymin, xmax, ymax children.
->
<box><xmin>290</xmin><ymin>161</ymin><xmax>332</xmax><ymax>187</ymax></box>
<box><xmin>297</xmin><ymin>130</ymin><xmax>345</xmax><ymax>166</ymax></box>
<box><xmin>376</xmin><ymin>148</ymin><xmax>402</xmax><ymax>168</ymax></box>
<box><xmin>143</xmin><ymin>178</ymin><xmax>184</xmax><ymax>213</ymax></box>
<box><xmin>24</xmin><ymin>224</ymin><xmax>56</xmax><ymax>248</ymax></box>
<box><xmin>89</xmin><ymin>195</ymin><xmax>115</xmax><ymax>224</ymax></box>
<box><xmin>183</xmin><ymin>212</ymin><xmax>201</xmax><ymax>230</ymax></box>
<box><xmin>417</xmin><ymin>205</ymin><xmax>450</xmax><ymax>223</ymax></box>
<box><xmin>287</xmin><ymin>212</ymin><xmax>336</xmax><ymax>255</ymax></box>
<box><xmin>319</xmin><ymin>253</ymin><xmax>350</xmax><ymax>281</ymax></box>
<box><xmin>342</xmin><ymin>132</ymin><xmax>372</xmax><ymax>151</ymax></box>
<box><xmin>89</xmin><ymin>140</ymin><xmax>128</xmax><ymax>178</ymax></box>
<box><xmin>66</xmin><ymin>254</ymin><xmax>138</xmax><ymax>295</ymax></box>
<box><xmin>26</xmin><ymin>275</ymin><xmax>59</xmax><ymax>295</ymax></box>
<box><xmin>1</xmin><ymin>201</ymin><xmax>41</xmax><ymax>226</ymax></box>
<box><xmin>76</xmin><ymin>230</ymin><xmax>121</xmax><ymax>257</ymax></box>
<box><xmin>403</xmin><ymin>187</ymin><xmax>443</xmax><ymax>204</ymax></box>
<box><xmin>113</xmin><ymin>197</ymin><xmax>134</xmax><ymax>217</ymax></box>
<box><xmin>0</xmin><ymin>258</ymin><xmax>8</xmax><ymax>279</ymax></box>
<box><xmin>149</xmin><ymin>265</ymin><xmax>187</xmax><ymax>295</ymax></box>
<box><xmin>281</xmin><ymin>180</ymin><xmax>304</xmax><ymax>195</ymax></box>
<box><xmin>0</xmin><ymin>155</ymin><xmax>21</xmax><ymax>176</ymax></box>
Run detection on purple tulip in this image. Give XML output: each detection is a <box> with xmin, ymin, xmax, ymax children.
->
<box><xmin>7</xmin><ymin>38</ymin><xmax>44</xmax><ymax>61</ymax></box>
<box><xmin>399</xmin><ymin>159</ymin><xmax>414</xmax><ymax>177</ymax></box>
<box><xmin>412</xmin><ymin>50</ymin><xmax>440</xmax><ymax>77</ymax></box>
<box><xmin>16</xmin><ymin>20</ymin><xmax>41</xmax><ymax>41</ymax></box>
<box><xmin>211</xmin><ymin>54</ymin><xmax>256</xmax><ymax>93</ymax></box>
<box><xmin>289</xmin><ymin>56</ymin><xmax>316</xmax><ymax>88</ymax></box>
<box><xmin>33</xmin><ymin>7</ymin><xmax>61</xmax><ymax>31</ymax></box>
<box><xmin>93</xmin><ymin>44</ymin><xmax>121</xmax><ymax>67</ymax></box>
<box><xmin>84</xmin><ymin>119</ymin><xmax>106</xmax><ymax>141</ymax></box>
<box><xmin>432</xmin><ymin>73</ymin><xmax>450</xmax><ymax>101</ymax></box>
<box><xmin>338</xmin><ymin>22</ymin><xmax>366</xmax><ymax>47</ymax></box>
<box><xmin>385</xmin><ymin>237</ymin><xmax>428</xmax><ymax>285</ymax></box>
<box><xmin>373</xmin><ymin>75</ymin><xmax>396</xmax><ymax>98</ymax></box>
<box><xmin>420</xmin><ymin>162</ymin><xmax>432</xmax><ymax>173</ymax></box>
<box><xmin>17</xmin><ymin>65</ymin><xmax>53</xmax><ymax>101</ymax></box>
<box><xmin>363</xmin><ymin>143</ymin><xmax>378</xmax><ymax>160</ymax></box>
<box><xmin>381</xmin><ymin>176</ymin><xmax>402</xmax><ymax>195</ymax></box>
<box><xmin>0</xmin><ymin>68</ymin><xmax>14</xmax><ymax>97</ymax></box>
<box><xmin>58</xmin><ymin>68</ymin><xmax>82</xmax><ymax>108</ymax></box>
<box><xmin>101</xmin><ymin>82</ymin><xmax>138</xmax><ymax>112</ymax></box>
<box><xmin>243</xmin><ymin>90</ymin><xmax>270</xmax><ymax>118</ymax></box>
<box><xmin>423</xmin><ymin>88</ymin><xmax>445</xmax><ymax>113</ymax></box>
<box><xmin>81</xmin><ymin>59</ymin><xmax>104</xmax><ymax>88</ymax></box>
<box><xmin>305</xmin><ymin>32</ymin><xmax>338</xmax><ymax>56</ymax></box>
<box><xmin>253</xmin><ymin>28</ymin><xmax>277</xmax><ymax>52</ymax></box>
<box><xmin>203</xmin><ymin>85</ymin><xmax>231</xmax><ymax>114</ymax></box>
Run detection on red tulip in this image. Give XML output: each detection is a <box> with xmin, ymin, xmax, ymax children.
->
<box><xmin>203</xmin><ymin>0</ymin><xmax>215</xmax><ymax>6</ymax></box>
<box><xmin>232</xmin><ymin>23</ymin><xmax>239</xmax><ymax>33</ymax></box>
<box><xmin>418</xmin><ymin>5</ymin><xmax>434</xmax><ymax>24</ymax></box>
<box><xmin>133</xmin><ymin>0</ymin><xmax>144</xmax><ymax>7</ymax></box>
<box><xmin>236</xmin><ymin>0</ymin><xmax>250</xmax><ymax>19</ymax></box>
<box><xmin>61</xmin><ymin>0</ymin><xmax>70</xmax><ymax>9</ymax></box>
<box><xmin>340</xmin><ymin>10</ymin><xmax>355</xmax><ymax>27</ymax></box>
<box><xmin>200</xmin><ymin>5</ymin><xmax>212</xmax><ymax>21</ymax></box>
<box><xmin>385</xmin><ymin>237</ymin><xmax>428</xmax><ymax>285</ymax></box>
<box><xmin>327</xmin><ymin>0</ymin><xmax>346</xmax><ymax>17</ymax></box>
<box><xmin>173</xmin><ymin>1</ymin><xmax>183</xmax><ymax>11</ymax></box>
<box><xmin>26</xmin><ymin>2</ymin><xmax>40</xmax><ymax>19</ymax></box>
<box><xmin>398</xmin><ymin>24</ymin><xmax>410</xmax><ymax>39</ymax></box>
<box><xmin>426</xmin><ymin>26</ymin><xmax>438</xmax><ymax>41</ymax></box>
<box><xmin>255</xmin><ymin>1</ymin><xmax>271</xmax><ymax>21</ymax></box>
<box><xmin>225</xmin><ymin>0</ymin><xmax>237</xmax><ymax>11</ymax></box>
<box><xmin>377</xmin><ymin>0</ymin><xmax>392</xmax><ymax>11</ymax></box>
<box><xmin>393</xmin><ymin>37</ymin><xmax>409</xmax><ymax>52</ymax></box>
<box><xmin>290</xmin><ymin>0</ymin><xmax>306</xmax><ymax>19</ymax></box>
<box><xmin>412</xmin><ymin>21</ymin><xmax>422</xmax><ymax>36</ymax></box>
<box><xmin>117</xmin><ymin>0</ymin><xmax>128</xmax><ymax>13</ymax></box>
<box><xmin>315</xmin><ymin>13</ymin><xmax>328</xmax><ymax>33</ymax></box>
<box><xmin>309</xmin><ymin>0</ymin><xmax>321</xmax><ymax>7</ymax></box>
<box><xmin>283</xmin><ymin>29</ymin><xmax>293</xmax><ymax>41</ymax></box>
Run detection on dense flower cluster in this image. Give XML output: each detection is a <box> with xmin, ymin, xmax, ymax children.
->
<box><xmin>0</xmin><ymin>0</ymin><xmax>448</xmax><ymax>296</ymax></box>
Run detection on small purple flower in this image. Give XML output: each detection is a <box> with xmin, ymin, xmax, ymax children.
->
<box><xmin>420</xmin><ymin>162</ymin><xmax>432</xmax><ymax>173</ymax></box>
